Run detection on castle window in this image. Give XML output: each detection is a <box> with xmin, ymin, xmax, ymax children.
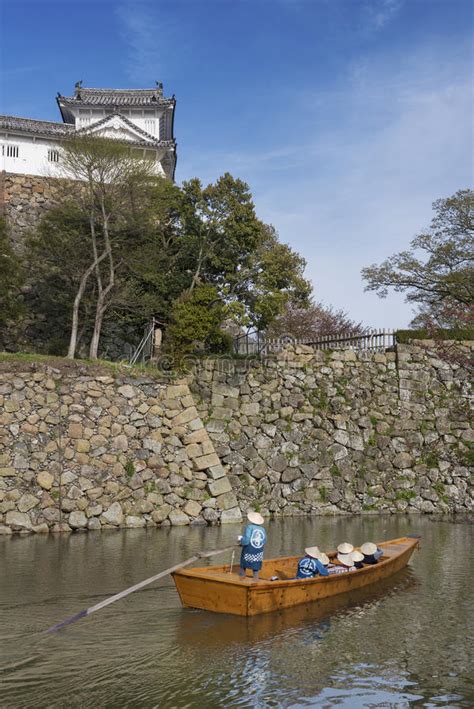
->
<box><xmin>48</xmin><ymin>149</ymin><xmax>60</xmax><ymax>163</ymax></box>
<box><xmin>2</xmin><ymin>144</ymin><xmax>19</xmax><ymax>158</ymax></box>
<box><xmin>144</xmin><ymin>119</ymin><xmax>156</xmax><ymax>135</ymax></box>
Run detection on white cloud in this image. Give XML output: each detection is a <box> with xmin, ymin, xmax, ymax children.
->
<box><xmin>116</xmin><ymin>1</ymin><xmax>172</xmax><ymax>84</ymax></box>
<box><xmin>179</xmin><ymin>45</ymin><xmax>473</xmax><ymax>328</ymax></box>
<box><xmin>364</xmin><ymin>0</ymin><xmax>404</xmax><ymax>32</ymax></box>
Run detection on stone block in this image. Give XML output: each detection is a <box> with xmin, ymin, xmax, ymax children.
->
<box><xmin>18</xmin><ymin>494</ymin><xmax>40</xmax><ymax>513</ymax></box>
<box><xmin>125</xmin><ymin>515</ymin><xmax>146</xmax><ymax>528</ymax></box>
<box><xmin>87</xmin><ymin>518</ymin><xmax>102</xmax><ymax>530</ymax></box>
<box><xmin>0</xmin><ymin>467</ymin><xmax>17</xmax><ymax>477</ymax></box>
<box><xmin>151</xmin><ymin>504</ymin><xmax>172</xmax><ymax>523</ymax></box>
<box><xmin>208</xmin><ymin>476</ymin><xmax>232</xmax><ymax>496</ymax></box>
<box><xmin>143</xmin><ymin>438</ymin><xmax>162</xmax><ymax>454</ymax></box>
<box><xmin>68</xmin><ymin>423</ymin><xmax>83</xmax><ymax>439</ymax></box>
<box><xmin>112</xmin><ymin>434</ymin><xmax>128</xmax><ymax>451</ymax></box>
<box><xmin>69</xmin><ymin>511</ymin><xmax>87</xmax><ymax>528</ymax></box>
<box><xmin>220</xmin><ymin>507</ymin><xmax>243</xmax><ymax>524</ymax></box>
<box><xmin>185</xmin><ymin>443</ymin><xmax>202</xmax><ymax>459</ymax></box>
<box><xmin>173</xmin><ymin>407</ymin><xmax>199</xmax><ymax>426</ymax></box>
<box><xmin>216</xmin><ymin>491</ymin><xmax>239</xmax><ymax>510</ymax></box>
<box><xmin>6</xmin><ymin>512</ymin><xmax>33</xmax><ymax>531</ymax></box>
<box><xmin>183</xmin><ymin>500</ymin><xmax>202</xmax><ymax>517</ymax></box>
<box><xmin>37</xmin><ymin>471</ymin><xmax>55</xmax><ymax>490</ymax></box>
<box><xmin>102</xmin><ymin>502</ymin><xmax>124</xmax><ymax>525</ymax></box>
<box><xmin>184</xmin><ymin>428</ymin><xmax>210</xmax><ymax>445</ymax></box>
<box><xmin>194</xmin><ymin>453</ymin><xmax>221</xmax><ymax>470</ymax></box>
<box><xmin>207</xmin><ymin>465</ymin><xmax>226</xmax><ymax>480</ymax></box>
<box><xmin>118</xmin><ymin>385</ymin><xmax>136</xmax><ymax>399</ymax></box>
<box><xmin>393</xmin><ymin>452</ymin><xmax>413</xmax><ymax>469</ymax></box>
<box><xmin>169</xmin><ymin>510</ymin><xmax>190</xmax><ymax>526</ymax></box>
<box><xmin>241</xmin><ymin>403</ymin><xmax>260</xmax><ymax>416</ymax></box>
<box><xmin>166</xmin><ymin>384</ymin><xmax>190</xmax><ymax>399</ymax></box>
<box><xmin>281</xmin><ymin>468</ymin><xmax>300</xmax><ymax>483</ymax></box>
<box><xmin>203</xmin><ymin>507</ymin><xmax>219</xmax><ymax>523</ymax></box>
<box><xmin>212</xmin><ymin>383</ymin><xmax>239</xmax><ymax>399</ymax></box>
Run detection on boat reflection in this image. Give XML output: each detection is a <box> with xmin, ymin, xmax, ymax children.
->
<box><xmin>173</xmin><ymin>567</ymin><xmax>418</xmax><ymax>649</ymax></box>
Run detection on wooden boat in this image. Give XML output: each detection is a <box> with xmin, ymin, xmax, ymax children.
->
<box><xmin>172</xmin><ymin>535</ymin><xmax>420</xmax><ymax>616</ymax></box>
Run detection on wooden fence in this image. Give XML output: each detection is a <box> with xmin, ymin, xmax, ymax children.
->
<box><xmin>233</xmin><ymin>329</ymin><xmax>397</xmax><ymax>356</ymax></box>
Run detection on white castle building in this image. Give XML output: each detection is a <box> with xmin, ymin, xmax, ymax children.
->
<box><xmin>0</xmin><ymin>81</ymin><xmax>177</xmax><ymax>180</ymax></box>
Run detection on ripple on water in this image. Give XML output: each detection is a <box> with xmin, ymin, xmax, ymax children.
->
<box><xmin>0</xmin><ymin>516</ymin><xmax>473</xmax><ymax>708</ymax></box>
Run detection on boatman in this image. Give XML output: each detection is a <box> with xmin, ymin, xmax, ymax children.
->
<box><xmin>238</xmin><ymin>511</ymin><xmax>267</xmax><ymax>580</ymax></box>
<box><xmin>296</xmin><ymin>547</ymin><xmax>329</xmax><ymax>579</ymax></box>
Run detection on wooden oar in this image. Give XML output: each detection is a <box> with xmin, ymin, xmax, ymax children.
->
<box><xmin>45</xmin><ymin>544</ymin><xmax>237</xmax><ymax>634</ymax></box>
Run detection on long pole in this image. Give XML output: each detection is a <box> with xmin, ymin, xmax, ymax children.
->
<box><xmin>45</xmin><ymin>544</ymin><xmax>237</xmax><ymax>634</ymax></box>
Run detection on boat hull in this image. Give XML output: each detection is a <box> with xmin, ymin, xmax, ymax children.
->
<box><xmin>172</xmin><ymin>536</ymin><xmax>420</xmax><ymax>616</ymax></box>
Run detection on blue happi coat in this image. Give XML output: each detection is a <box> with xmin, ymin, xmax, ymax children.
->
<box><xmin>240</xmin><ymin>523</ymin><xmax>267</xmax><ymax>571</ymax></box>
<box><xmin>296</xmin><ymin>555</ymin><xmax>329</xmax><ymax>579</ymax></box>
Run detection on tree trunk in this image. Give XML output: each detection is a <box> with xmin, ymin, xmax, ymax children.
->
<box><xmin>89</xmin><ymin>302</ymin><xmax>105</xmax><ymax>360</ymax></box>
<box><xmin>67</xmin><ymin>251</ymin><xmax>107</xmax><ymax>359</ymax></box>
<box><xmin>89</xmin><ymin>202</ymin><xmax>114</xmax><ymax>359</ymax></box>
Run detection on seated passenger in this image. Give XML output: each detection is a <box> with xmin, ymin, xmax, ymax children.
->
<box><xmin>296</xmin><ymin>546</ymin><xmax>329</xmax><ymax>579</ymax></box>
<box><xmin>328</xmin><ymin>552</ymin><xmax>356</xmax><ymax>574</ymax></box>
<box><xmin>350</xmin><ymin>550</ymin><xmax>365</xmax><ymax>569</ymax></box>
<box><xmin>360</xmin><ymin>542</ymin><xmax>383</xmax><ymax>565</ymax></box>
<box><xmin>337</xmin><ymin>542</ymin><xmax>354</xmax><ymax>555</ymax></box>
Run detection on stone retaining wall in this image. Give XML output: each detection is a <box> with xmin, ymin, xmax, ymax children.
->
<box><xmin>0</xmin><ymin>172</ymin><xmax>63</xmax><ymax>247</ymax></box>
<box><xmin>0</xmin><ymin>342</ymin><xmax>472</xmax><ymax>535</ymax></box>
<box><xmin>0</xmin><ymin>364</ymin><xmax>241</xmax><ymax>535</ymax></box>
<box><xmin>190</xmin><ymin>342</ymin><xmax>473</xmax><ymax>518</ymax></box>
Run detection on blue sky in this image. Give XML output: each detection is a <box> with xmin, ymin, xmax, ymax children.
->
<box><xmin>1</xmin><ymin>0</ymin><xmax>472</xmax><ymax>328</ymax></box>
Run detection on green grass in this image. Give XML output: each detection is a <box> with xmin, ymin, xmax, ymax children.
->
<box><xmin>124</xmin><ymin>459</ymin><xmax>135</xmax><ymax>478</ymax></box>
<box><xmin>330</xmin><ymin>464</ymin><xmax>341</xmax><ymax>477</ymax></box>
<box><xmin>432</xmin><ymin>482</ymin><xmax>445</xmax><ymax>496</ymax></box>
<box><xmin>394</xmin><ymin>489</ymin><xmax>416</xmax><ymax>501</ymax></box>
<box><xmin>319</xmin><ymin>485</ymin><xmax>328</xmax><ymax>502</ymax></box>
<box><xmin>362</xmin><ymin>502</ymin><xmax>380</xmax><ymax>511</ymax></box>
<box><xmin>0</xmin><ymin>351</ymin><xmax>177</xmax><ymax>381</ymax></box>
<box><xmin>419</xmin><ymin>451</ymin><xmax>440</xmax><ymax>468</ymax></box>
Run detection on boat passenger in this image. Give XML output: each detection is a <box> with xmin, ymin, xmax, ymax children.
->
<box><xmin>360</xmin><ymin>542</ymin><xmax>383</xmax><ymax>565</ymax></box>
<box><xmin>328</xmin><ymin>552</ymin><xmax>356</xmax><ymax>574</ymax></box>
<box><xmin>350</xmin><ymin>550</ymin><xmax>365</xmax><ymax>569</ymax></box>
<box><xmin>238</xmin><ymin>511</ymin><xmax>267</xmax><ymax>580</ymax></box>
<box><xmin>296</xmin><ymin>547</ymin><xmax>329</xmax><ymax>579</ymax></box>
<box><xmin>337</xmin><ymin>542</ymin><xmax>354</xmax><ymax>555</ymax></box>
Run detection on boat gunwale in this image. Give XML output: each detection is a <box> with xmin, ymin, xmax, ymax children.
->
<box><xmin>172</xmin><ymin>536</ymin><xmax>419</xmax><ymax>591</ymax></box>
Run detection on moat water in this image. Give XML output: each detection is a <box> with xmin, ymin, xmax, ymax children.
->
<box><xmin>0</xmin><ymin>516</ymin><xmax>472</xmax><ymax>708</ymax></box>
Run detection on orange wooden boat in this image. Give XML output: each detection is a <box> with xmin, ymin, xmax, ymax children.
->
<box><xmin>172</xmin><ymin>535</ymin><xmax>420</xmax><ymax>616</ymax></box>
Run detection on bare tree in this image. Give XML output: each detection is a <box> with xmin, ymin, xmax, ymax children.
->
<box><xmin>268</xmin><ymin>300</ymin><xmax>365</xmax><ymax>340</ymax></box>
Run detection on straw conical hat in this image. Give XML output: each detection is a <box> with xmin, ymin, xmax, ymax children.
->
<box><xmin>316</xmin><ymin>552</ymin><xmax>330</xmax><ymax>566</ymax></box>
<box><xmin>351</xmin><ymin>550</ymin><xmax>364</xmax><ymax>563</ymax></box>
<box><xmin>337</xmin><ymin>553</ymin><xmax>354</xmax><ymax>567</ymax></box>
<box><xmin>360</xmin><ymin>542</ymin><xmax>377</xmax><ymax>556</ymax></box>
<box><xmin>304</xmin><ymin>546</ymin><xmax>320</xmax><ymax>559</ymax></box>
<box><xmin>337</xmin><ymin>542</ymin><xmax>354</xmax><ymax>555</ymax></box>
<box><xmin>247</xmin><ymin>511</ymin><xmax>264</xmax><ymax>525</ymax></box>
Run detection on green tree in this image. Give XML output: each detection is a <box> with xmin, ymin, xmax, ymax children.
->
<box><xmin>0</xmin><ymin>218</ymin><xmax>24</xmax><ymax>335</ymax></box>
<box><xmin>361</xmin><ymin>189</ymin><xmax>474</xmax><ymax>327</ymax></box>
<box><xmin>167</xmin><ymin>284</ymin><xmax>231</xmax><ymax>357</ymax></box>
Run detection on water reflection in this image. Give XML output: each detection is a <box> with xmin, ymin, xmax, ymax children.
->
<box><xmin>0</xmin><ymin>516</ymin><xmax>472</xmax><ymax>708</ymax></box>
